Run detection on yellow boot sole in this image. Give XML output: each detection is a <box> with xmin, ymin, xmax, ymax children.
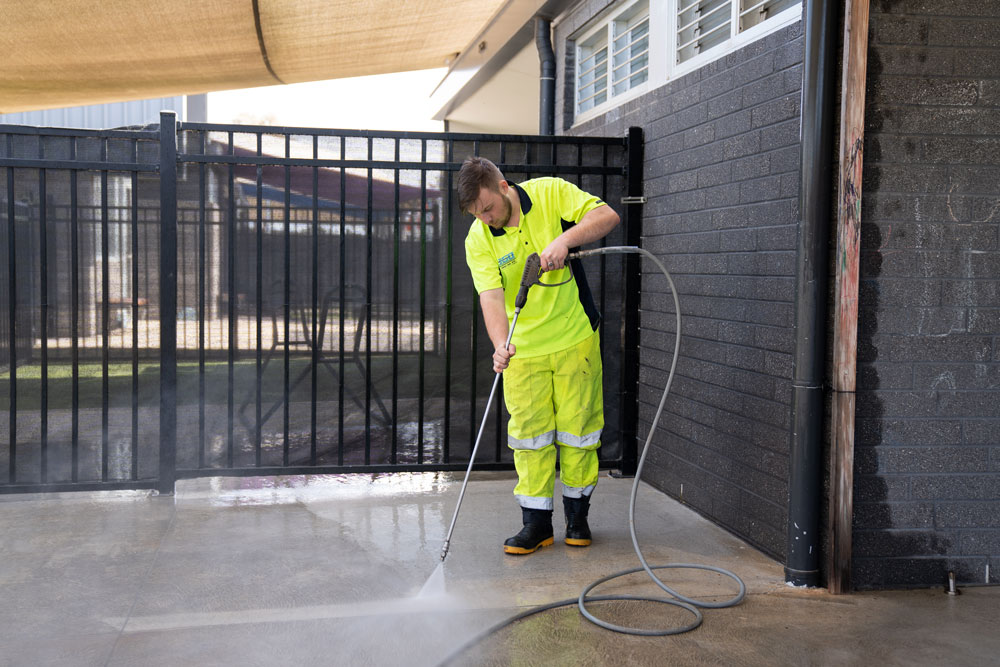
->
<box><xmin>565</xmin><ymin>537</ymin><xmax>592</xmax><ymax>547</ymax></box>
<box><xmin>503</xmin><ymin>536</ymin><xmax>554</xmax><ymax>554</ymax></box>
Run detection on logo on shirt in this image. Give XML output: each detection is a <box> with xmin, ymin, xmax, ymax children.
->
<box><xmin>498</xmin><ymin>252</ymin><xmax>516</xmax><ymax>269</ymax></box>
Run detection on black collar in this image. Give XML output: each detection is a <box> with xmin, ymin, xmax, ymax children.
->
<box><xmin>488</xmin><ymin>181</ymin><xmax>533</xmax><ymax>237</ymax></box>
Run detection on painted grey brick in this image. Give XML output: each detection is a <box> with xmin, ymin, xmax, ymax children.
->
<box><xmin>857</xmin><ymin>362</ymin><xmax>914</xmax><ymax>390</ymax></box>
<box><xmin>707</xmin><ymin>89</ymin><xmax>743</xmax><ymax>121</ymax></box>
<box><xmin>759</xmin><ymin>119</ymin><xmax>800</xmax><ymax>151</ymax></box>
<box><xmin>703</xmin><ymin>183</ymin><xmax>742</xmax><ymax>209</ymax></box>
<box><xmin>871</xmin><ymin>46</ymin><xmax>955</xmax><ymax>77</ymax></box>
<box><xmin>732</xmin><ymin>154</ymin><xmax>770</xmax><ymax>181</ymax></box>
<box><xmin>740</xmin><ymin>176</ymin><xmax>781</xmax><ymax>204</ymax></box>
<box><xmin>881</xmin><ymin>335</ymin><xmax>992</xmax><ymax>363</ymax></box>
<box><xmin>700</xmin><ymin>69</ymin><xmax>736</xmax><ymax>101</ymax></box>
<box><xmin>855</xmin><ymin>418</ymin><xmax>963</xmax><ymax>447</ymax></box>
<box><xmin>854</xmin><ymin>529</ymin><xmax>953</xmax><ymax>558</ymax></box>
<box><xmin>930</xmin><ymin>17</ymin><xmax>1000</xmax><ymax>48</ymax></box>
<box><xmin>911</xmin><ymin>475</ymin><xmax>1000</xmax><ymax>500</ymax></box>
<box><xmin>751</xmin><ymin>94</ymin><xmax>799</xmax><ymax>129</ymax></box>
<box><xmin>871</xmin><ymin>15</ymin><xmax>932</xmax><ymax>45</ymax></box>
<box><xmin>742</xmin><ymin>72</ymin><xmax>787</xmax><ymax>108</ymax></box>
<box><xmin>773</xmin><ymin>39</ymin><xmax>803</xmax><ymax>71</ymax></box>
<box><xmin>755</xmin><ymin>224</ymin><xmax>796</xmax><ymax>251</ymax></box>
<box><xmin>854</xmin><ymin>474</ymin><xmax>910</xmax><ymax>502</ymax></box>
<box><xmin>937</xmin><ymin>502</ymin><xmax>1000</xmax><ymax>528</ymax></box>
<box><xmin>732</xmin><ymin>51</ymin><xmax>776</xmax><ymax>88</ymax></box>
<box><xmin>769</xmin><ymin>145</ymin><xmax>800</xmax><ymax>174</ymax></box>
<box><xmin>912</xmin><ymin>363</ymin><xmax>1000</xmax><ymax>390</ymax></box>
<box><xmin>853</xmin><ymin>501</ymin><xmax>935</xmax><ymax>530</ymax></box>
<box><xmin>866</xmin><ymin>445</ymin><xmax>990</xmax><ymax>474</ymax></box>
<box><xmin>698</xmin><ymin>161</ymin><xmax>731</xmax><ymax>188</ymax></box>
<box><xmin>719</xmin><ymin>228</ymin><xmax>756</xmax><ymax>252</ymax></box>
<box><xmin>859</xmin><ymin>278</ymin><xmax>942</xmax><ymax>308</ymax></box>
<box><xmin>922</xmin><ymin>136</ymin><xmax>1000</xmax><ymax>165</ymax></box>
<box><xmin>870</xmin><ymin>76</ymin><xmax>979</xmax><ymax>107</ymax></box>
<box><xmin>964</xmin><ymin>420</ymin><xmax>1000</xmax><ymax>445</ymax></box>
<box><xmin>864</xmin><ymin>164</ymin><xmax>951</xmax><ymax>193</ymax></box>
<box><xmin>713</xmin><ymin>109</ymin><xmax>752</xmax><ymax>139</ymax></box>
<box><xmin>941</xmin><ymin>280</ymin><xmax>1000</xmax><ymax>307</ymax></box>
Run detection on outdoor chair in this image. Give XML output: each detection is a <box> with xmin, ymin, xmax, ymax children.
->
<box><xmin>237</xmin><ymin>280</ymin><xmax>392</xmax><ymax>445</ymax></box>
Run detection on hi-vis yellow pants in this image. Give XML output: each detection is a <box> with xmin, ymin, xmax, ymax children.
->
<box><xmin>503</xmin><ymin>331</ymin><xmax>603</xmax><ymax>510</ymax></box>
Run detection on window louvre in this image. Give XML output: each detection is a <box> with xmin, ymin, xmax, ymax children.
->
<box><xmin>739</xmin><ymin>0</ymin><xmax>798</xmax><ymax>32</ymax></box>
<box><xmin>676</xmin><ymin>0</ymin><xmax>731</xmax><ymax>64</ymax></box>
<box><xmin>577</xmin><ymin>31</ymin><xmax>608</xmax><ymax>114</ymax></box>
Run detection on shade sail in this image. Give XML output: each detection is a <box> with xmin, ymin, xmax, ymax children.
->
<box><xmin>0</xmin><ymin>0</ymin><xmax>508</xmax><ymax>113</ymax></box>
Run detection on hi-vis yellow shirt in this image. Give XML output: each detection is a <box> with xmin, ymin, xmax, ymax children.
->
<box><xmin>465</xmin><ymin>177</ymin><xmax>605</xmax><ymax>358</ymax></box>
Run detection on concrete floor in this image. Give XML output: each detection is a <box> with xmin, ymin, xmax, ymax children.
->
<box><xmin>1</xmin><ymin>471</ymin><xmax>997</xmax><ymax>666</ymax></box>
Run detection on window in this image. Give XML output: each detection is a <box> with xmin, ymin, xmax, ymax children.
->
<box><xmin>573</xmin><ymin>0</ymin><xmax>801</xmax><ymax>123</ymax></box>
<box><xmin>612</xmin><ymin>3</ymin><xmax>650</xmax><ymax>96</ymax></box>
<box><xmin>576</xmin><ymin>1</ymin><xmax>649</xmax><ymax>116</ymax></box>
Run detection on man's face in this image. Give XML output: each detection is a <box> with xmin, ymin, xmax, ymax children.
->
<box><xmin>469</xmin><ymin>183</ymin><xmax>511</xmax><ymax>230</ymax></box>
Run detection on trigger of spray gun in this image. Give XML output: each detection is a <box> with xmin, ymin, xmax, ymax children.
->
<box><xmin>515</xmin><ymin>253</ymin><xmax>542</xmax><ymax>309</ymax></box>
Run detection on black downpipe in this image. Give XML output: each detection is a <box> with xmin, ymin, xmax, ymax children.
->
<box><xmin>535</xmin><ymin>17</ymin><xmax>555</xmax><ymax>135</ymax></box>
<box><xmin>786</xmin><ymin>0</ymin><xmax>837</xmax><ymax>587</ymax></box>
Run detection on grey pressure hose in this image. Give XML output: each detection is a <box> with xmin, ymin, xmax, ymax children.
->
<box><xmin>438</xmin><ymin>246</ymin><xmax>745</xmax><ymax>665</ymax></box>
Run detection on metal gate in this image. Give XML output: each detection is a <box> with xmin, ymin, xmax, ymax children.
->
<box><xmin>0</xmin><ymin>112</ymin><xmax>640</xmax><ymax>494</ymax></box>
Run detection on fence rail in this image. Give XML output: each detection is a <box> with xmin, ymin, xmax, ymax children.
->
<box><xmin>0</xmin><ymin>113</ymin><xmax>639</xmax><ymax>494</ymax></box>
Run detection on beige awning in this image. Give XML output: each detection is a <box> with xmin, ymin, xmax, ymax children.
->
<box><xmin>0</xmin><ymin>0</ymin><xmax>508</xmax><ymax>113</ymax></box>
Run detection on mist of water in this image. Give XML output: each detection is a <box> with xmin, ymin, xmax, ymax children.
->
<box><xmin>417</xmin><ymin>561</ymin><xmax>447</xmax><ymax>598</ymax></box>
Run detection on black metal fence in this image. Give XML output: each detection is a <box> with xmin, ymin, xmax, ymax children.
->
<box><xmin>0</xmin><ymin>112</ymin><xmax>639</xmax><ymax>494</ymax></box>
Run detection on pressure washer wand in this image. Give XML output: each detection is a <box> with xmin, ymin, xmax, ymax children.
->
<box><xmin>439</xmin><ymin>253</ymin><xmax>543</xmax><ymax>562</ymax></box>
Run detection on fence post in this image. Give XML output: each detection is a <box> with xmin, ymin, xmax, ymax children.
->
<box><xmin>158</xmin><ymin>111</ymin><xmax>178</xmax><ymax>494</ymax></box>
<box><xmin>616</xmin><ymin>126</ymin><xmax>644</xmax><ymax>477</ymax></box>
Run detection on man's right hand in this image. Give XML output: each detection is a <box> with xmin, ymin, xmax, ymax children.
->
<box><xmin>493</xmin><ymin>343</ymin><xmax>516</xmax><ymax>373</ymax></box>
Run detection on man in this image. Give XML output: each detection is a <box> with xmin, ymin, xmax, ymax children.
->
<box><xmin>458</xmin><ymin>156</ymin><xmax>620</xmax><ymax>555</ymax></box>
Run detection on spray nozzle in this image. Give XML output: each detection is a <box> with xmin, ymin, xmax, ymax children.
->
<box><xmin>515</xmin><ymin>253</ymin><xmax>542</xmax><ymax>309</ymax></box>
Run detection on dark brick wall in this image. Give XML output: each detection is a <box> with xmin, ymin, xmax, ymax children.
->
<box><xmin>855</xmin><ymin>1</ymin><xmax>1000</xmax><ymax>589</ymax></box>
<box><xmin>555</xmin><ymin>8</ymin><xmax>804</xmax><ymax>560</ymax></box>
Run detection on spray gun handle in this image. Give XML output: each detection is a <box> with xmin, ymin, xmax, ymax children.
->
<box><xmin>515</xmin><ymin>253</ymin><xmax>542</xmax><ymax>309</ymax></box>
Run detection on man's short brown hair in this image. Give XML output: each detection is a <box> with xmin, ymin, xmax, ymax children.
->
<box><xmin>457</xmin><ymin>156</ymin><xmax>505</xmax><ymax>214</ymax></box>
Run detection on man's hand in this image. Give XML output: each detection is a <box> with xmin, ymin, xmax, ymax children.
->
<box><xmin>493</xmin><ymin>343</ymin><xmax>516</xmax><ymax>373</ymax></box>
<box><xmin>540</xmin><ymin>239</ymin><xmax>569</xmax><ymax>272</ymax></box>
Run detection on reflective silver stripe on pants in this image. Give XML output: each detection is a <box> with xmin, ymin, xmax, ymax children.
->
<box><xmin>508</xmin><ymin>429</ymin><xmax>556</xmax><ymax>450</ymax></box>
<box><xmin>516</xmin><ymin>495</ymin><xmax>554</xmax><ymax>510</ymax></box>
<box><xmin>562</xmin><ymin>484</ymin><xmax>595</xmax><ymax>499</ymax></box>
<box><xmin>555</xmin><ymin>428</ymin><xmax>602</xmax><ymax>448</ymax></box>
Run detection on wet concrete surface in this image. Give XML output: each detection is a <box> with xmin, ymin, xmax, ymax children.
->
<box><xmin>1</xmin><ymin>471</ymin><xmax>997</xmax><ymax>666</ymax></box>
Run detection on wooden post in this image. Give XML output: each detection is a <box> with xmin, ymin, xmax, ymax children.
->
<box><xmin>829</xmin><ymin>0</ymin><xmax>870</xmax><ymax>594</ymax></box>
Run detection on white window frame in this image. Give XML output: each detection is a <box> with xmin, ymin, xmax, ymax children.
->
<box><xmin>572</xmin><ymin>0</ymin><xmax>802</xmax><ymax>127</ymax></box>
<box><xmin>574</xmin><ymin>0</ymin><xmax>655</xmax><ymax>122</ymax></box>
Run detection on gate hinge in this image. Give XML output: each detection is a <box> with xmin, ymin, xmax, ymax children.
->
<box><xmin>620</xmin><ymin>196</ymin><xmax>647</xmax><ymax>204</ymax></box>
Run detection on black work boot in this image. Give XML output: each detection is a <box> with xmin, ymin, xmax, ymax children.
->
<box><xmin>503</xmin><ymin>508</ymin><xmax>554</xmax><ymax>555</ymax></box>
<box><xmin>563</xmin><ymin>495</ymin><xmax>592</xmax><ymax>547</ymax></box>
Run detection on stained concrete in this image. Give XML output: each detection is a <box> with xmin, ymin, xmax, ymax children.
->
<box><xmin>1</xmin><ymin>471</ymin><xmax>997</xmax><ymax>666</ymax></box>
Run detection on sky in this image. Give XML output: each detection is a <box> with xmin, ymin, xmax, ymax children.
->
<box><xmin>207</xmin><ymin>69</ymin><xmax>448</xmax><ymax>132</ymax></box>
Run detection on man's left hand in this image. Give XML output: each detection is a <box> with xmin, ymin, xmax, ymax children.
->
<box><xmin>540</xmin><ymin>240</ymin><xmax>569</xmax><ymax>272</ymax></box>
